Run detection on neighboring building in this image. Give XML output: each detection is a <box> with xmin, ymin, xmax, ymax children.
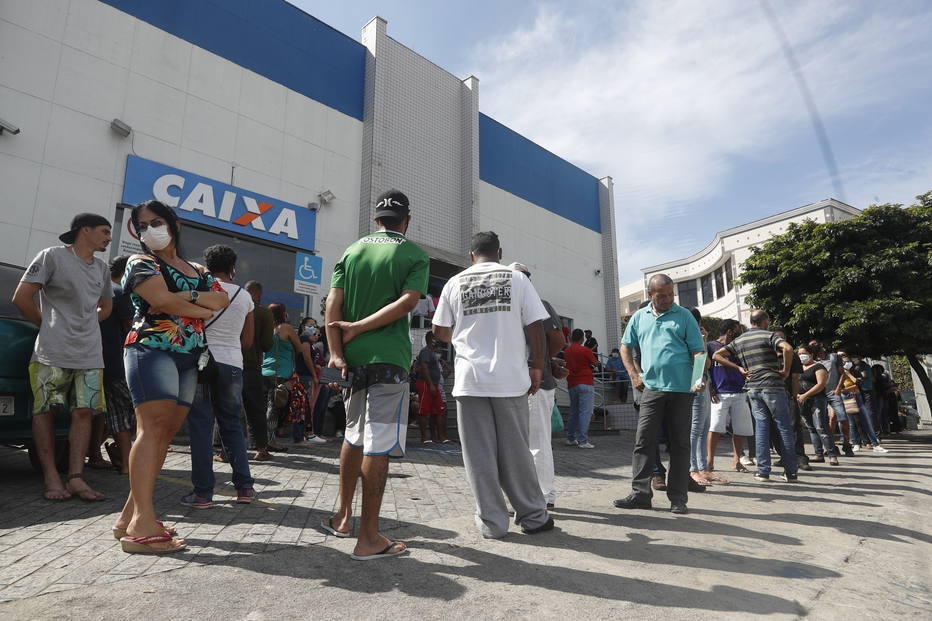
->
<box><xmin>0</xmin><ymin>0</ymin><xmax>620</xmax><ymax>351</ymax></box>
<box><xmin>629</xmin><ymin>198</ymin><xmax>859</xmax><ymax>323</ymax></box>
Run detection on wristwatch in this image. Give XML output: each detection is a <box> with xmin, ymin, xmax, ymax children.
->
<box><xmin>189</xmin><ymin>290</ymin><xmax>200</xmax><ymax>304</ymax></box>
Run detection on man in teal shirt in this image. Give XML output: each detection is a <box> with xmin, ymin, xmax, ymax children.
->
<box><xmin>616</xmin><ymin>274</ymin><xmax>704</xmax><ymax>514</ymax></box>
<box><xmin>322</xmin><ymin>190</ymin><xmax>429</xmax><ymax>560</ymax></box>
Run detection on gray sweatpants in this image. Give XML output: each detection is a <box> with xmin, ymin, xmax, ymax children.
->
<box><xmin>456</xmin><ymin>395</ymin><xmax>550</xmax><ymax>538</ymax></box>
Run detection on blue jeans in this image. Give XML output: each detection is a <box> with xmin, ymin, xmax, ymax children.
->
<box><xmin>747</xmin><ymin>388</ymin><xmax>797</xmax><ymax>476</ymax></box>
<box><xmin>800</xmin><ymin>395</ymin><xmax>837</xmax><ymax>457</ymax></box>
<box><xmin>690</xmin><ymin>387</ymin><xmax>711</xmax><ymax>472</ymax></box>
<box><xmin>188</xmin><ymin>363</ymin><xmax>254</xmax><ymax>496</ymax></box>
<box><xmin>848</xmin><ymin>393</ymin><xmax>880</xmax><ymax>446</ymax></box>
<box><xmin>567</xmin><ymin>384</ymin><xmax>595</xmax><ymax>445</ymax></box>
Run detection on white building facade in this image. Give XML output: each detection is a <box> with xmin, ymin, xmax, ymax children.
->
<box><xmin>632</xmin><ymin>199</ymin><xmax>860</xmax><ymax>323</ymax></box>
<box><xmin>0</xmin><ymin>0</ymin><xmax>620</xmax><ymax>349</ymax></box>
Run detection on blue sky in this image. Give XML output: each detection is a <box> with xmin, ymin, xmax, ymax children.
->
<box><xmin>290</xmin><ymin>0</ymin><xmax>932</xmax><ymax>284</ymax></box>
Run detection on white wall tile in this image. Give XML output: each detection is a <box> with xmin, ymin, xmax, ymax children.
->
<box><xmin>284</xmin><ymin>91</ymin><xmax>327</xmax><ymax>146</ymax></box>
<box><xmin>0</xmin><ymin>222</ymin><xmax>33</xmax><ymax>268</ymax></box>
<box><xmin>0</xmin><ymin>153</ymin><xmax>41</xmax><ymax>227</ymax></box>
<box><xmin>130</xmin><ymin>133</ymin><xmax>181</xmax><ymax>170</ymax></box>
<box><xmin>0</xmin><ymin>0</ymin><xmax>69</xmax><ymax>41</ymax></box>
<box><xmin>187</xmin><ymin>46</ymin><xmax>241</xmax><ymax>112</ymax></box>
<box><xmin>0</xmin><ymin>86</ymin><xmax>52</xmax><ymax>163</ymax></box>
<box><xmin>63</xmin><ymin>0</ymin><xmax>135</xmax><ymax>67</ymax></box>
<box><xmin>123</xmin><ymin>73</ymin><xmax>186</xmax><ymax>145</ymax></box>
<box><xmin>281</xmin><ymin>136</ymin><xmax>326</xmax><ymax>190</ymax></box>
<box><xmin>0</xmin><ymin>20</ymin><xmax>61</xmax><ymax>100</ymax></box>
<box><xmin>130</xmin><ymin>21</ymin><xmax>191</xmax><ymax>91</ymax></box>
<box><xmin>52</xmin><ymin>46</ymin><xmax>129</xmax><ymax>121</ymax></box>
<box><xmin>234</xmin><ymin>116</ymin><xmax>282</xmax><ymax>178</ymax></box>
<box><xmin>181</xmin><ymin>95</ymin><xmax>237</xmax><ymax>160</ymax></box>
<box><xmin>34</xmin><ymin>165</ymin><xmax>115</xmax><ymax>235</ymax></box>
<box><xmin>44</xmin><ymin>105</ymin><xmax>117</xmax><ymax>181</ymax></box>
<box><xmin>228</xmin><ymin>166</ymin><xmax>278</xmax><ymax>201</ymax></box>
<box><xmin>238</xmin><ymin>70</ymin><xmax>286</xmax><ymax>131</ymax></box>
<box><xmin>325</xmin><ymin>107</ymin><xmax>363</xmax><ymax>160</ymax></box>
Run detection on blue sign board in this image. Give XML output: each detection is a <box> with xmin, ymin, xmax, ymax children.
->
<box><xmin>294</xmin><ymin>252</ymin><xmax>323</xmax><ymax>295</ymax></box>
<box><xmin>122</xmin><ymin>155</ymin><xmax>316</xmax><ymax>251</ymax></box>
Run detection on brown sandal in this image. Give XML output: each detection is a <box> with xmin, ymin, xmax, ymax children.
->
<box><xmin>733</xmin><ymin>464</ymin><xmax>750</xmax><ymax>473</ymax></box>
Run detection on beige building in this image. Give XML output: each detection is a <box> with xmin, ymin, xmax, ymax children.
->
<box><xmin>623</xmin><ymin>198</ymin><xmax>860</xmax><ymax>323</ymax></box>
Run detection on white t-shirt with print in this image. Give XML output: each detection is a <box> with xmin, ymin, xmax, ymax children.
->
<box><xmin>433</xmin><ymin>262</ymin><xmax>549</xmax><ymax>398</ymax></box>
<box><xmin>205</xmin><ymin>282</ymin><xmax>253</xmax><ymax>369</ymax></box>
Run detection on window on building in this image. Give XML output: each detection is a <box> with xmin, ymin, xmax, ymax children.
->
<box><xmin>678</xmin><ymin>279</ymin><xmax>698</xmax><ymax>309</ymax></box>
<box><xmin>700</xmin><ymin>274</ymin><xmax>713</xmax><ymax>304</ymax></box>
<box><xmin>714</xmin><ymin>267</ymin><xmax>724</xmax><ymax>299</ymax></box>
<box><xmin>725</xmin><ymin>258</ymin><xmax>734</xmax><ymax>292</ymax></box>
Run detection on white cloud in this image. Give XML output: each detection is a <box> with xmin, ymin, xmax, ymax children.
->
<box><xmin>467</xmin><ymin>0</ymin><xmax>932</xmax><ymax>282</ymax></box>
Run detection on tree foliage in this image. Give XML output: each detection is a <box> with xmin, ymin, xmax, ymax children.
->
<box><xmin>742</xmin><ymin>192</ymin><xmax>932</xmax><ymax>355</ymax></box>
<box><xmin>741</xmin><ymin>192</ymin><xmax>932</xmax><ymax>410</ymax></box>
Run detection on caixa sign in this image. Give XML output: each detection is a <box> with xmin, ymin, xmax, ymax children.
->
<box><xmin>121</xmin><ymin>155</ymin><xmax>316</xmax><ymax>251</ymax></box>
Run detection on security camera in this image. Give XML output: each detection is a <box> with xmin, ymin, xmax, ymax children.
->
<box><xmin>0</xmin><ymin>118</ymin><xmax>20</xmax><ymax>135</ymax></box>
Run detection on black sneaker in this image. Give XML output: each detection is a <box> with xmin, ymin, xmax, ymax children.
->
<box><xmin>613</xmin><ymin>493</ymin><xmax>652</xmax><ymax>509</ymax></box>
<box><xmin>670</xmin><ymin>502</ymin><xmax>689</xmax><ymax>515</ymax></box>
<box><xmin>781</xmin><ymin>472</ymin><xmax>798</xmax><ymax>483</ymax></box>
<box><xmin>810</xmin><ymin>455</ymin><xmax>826</xmax><ymax>463</ymax></box>
<box><xmin>753</xmin><ymin>473</ymin><xmax>770</xmax><ymax>482</ymax></box>
<box><xmin>842</xmin><ymin>444</ymin><xmax>855</xmax><ymax>457</ymax></box>
<box><xmin>521</xmin><ymin>516</ymin><xmax>555</xmax><ymax>534</ymax></box>
<box><xmin>799</xmin><ymin>460</ymin><xmax>813</xmax><ymax>472</ymax></box>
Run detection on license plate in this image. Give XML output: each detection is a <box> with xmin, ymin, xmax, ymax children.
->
<box><xmin>0</xmin><ymin>396</ymin><xmax>13</xmax><ymax>417</ymax></box>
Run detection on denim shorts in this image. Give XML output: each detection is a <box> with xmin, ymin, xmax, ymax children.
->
<box><xmin>124</xmin><ymin>345</ymin><xmax>198</xmax><ymax>408</ymax></box>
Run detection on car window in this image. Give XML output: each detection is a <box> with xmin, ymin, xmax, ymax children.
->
<box><xmin>0</xmin><ymin>263</ymin><xmax>26</xmax><ymax>318</ymax></box>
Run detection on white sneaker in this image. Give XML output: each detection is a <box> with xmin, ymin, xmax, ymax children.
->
<box><xmin>740</xmin><ymin>455</ymin><xmax>755</xmax><ymax>467</ymax></box>
<box><xmin>565</xmin><ymin>439</ymin><xmax>577</xmax><ymax>446</ymax></box>
<box><xmin>851</xmin><ymin>444</ymin><xmax>861</xmax><ymax>452</ymax></box>
<box><xmin>577</xmin><ymin>442</ymin><xmax>595</xmax><ymax>449</ymax></box>
<box><xmin>306</xmin><ymin>435</ymin><xmax>328</xmax><ymax>444</ymax></box>
<box><xmin>873</xmin><ymin>445</ymin><xmax>888</xmax><ymax>453</ymax></box>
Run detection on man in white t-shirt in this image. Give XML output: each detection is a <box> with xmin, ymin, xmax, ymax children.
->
<box><xmin>181</xmin><ymin>245</ymin><xmax>257</xmax><ymax>508</ymax></box>
<box><xmin>432</xmin><ymin>231</ymin><xmax>554</xmax><ymax>538</ymax></box>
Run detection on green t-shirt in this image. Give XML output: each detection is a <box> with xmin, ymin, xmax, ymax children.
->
<box><xmin>330</xmin><ymin>231</ymin><xmax>429</xmax><ymax>369</ymax></box>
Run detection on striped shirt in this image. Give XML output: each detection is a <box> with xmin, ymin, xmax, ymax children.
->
<box><xmin>723</xmin><ymin>328</ymin><xmax>786</xmax><ymax>390</ymax></box>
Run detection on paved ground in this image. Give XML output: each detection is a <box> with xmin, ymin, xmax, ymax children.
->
<box><xmin>0</xmin><ymin>426</ymin><xmax>930</xmax><ymax>620</ymax></box>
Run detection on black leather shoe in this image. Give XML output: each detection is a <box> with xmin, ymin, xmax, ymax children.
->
<box><xmin>613</xmin><ymin>494</ymin><xmax>651</xmax><ymax>509</ymax></box>
<box><xmin>670</xmin><ymin>502</ymin><xmax>689</xmax><ymax>515</ymax></box>
<box><xmin>521</xmin><ymin>516</ymin><xmax>554</xmax><ymax>534</ymax></box>
<box><xmin>687</xmin><ymin>478</ymin><xmax>707</xmax><ymax>493</ymax></box>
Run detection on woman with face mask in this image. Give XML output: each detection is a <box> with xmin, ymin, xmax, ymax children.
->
<box><xmin>113</xmin><ymin>200</ymin><xmax>229</xmax><ymax>554</ymax></box>
<box><xmin>796</xmin><ymin>345</ymin><xmax>839</xmax><ymax>465</ymax></box>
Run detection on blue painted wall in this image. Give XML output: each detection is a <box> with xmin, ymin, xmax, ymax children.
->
<box><xmin>99</xmin><ymin>0</ymin><xmax>366</xmax><ymax>121</ymax></box>
<box><xmin>479</xmin><ymin>114</ymin><xmax>601</xmax><ymax>233</ymax></box>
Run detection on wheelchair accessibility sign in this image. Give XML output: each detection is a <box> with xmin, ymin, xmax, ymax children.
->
<box><xmin>294</xmin><ymin>252</ymin><xmax>323</xmax><ymax>295</ymax></box>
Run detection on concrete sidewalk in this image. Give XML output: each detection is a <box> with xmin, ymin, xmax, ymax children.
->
<box><xmin>1</xmin><ymin>428</ymin><xmax>930</xmax><ymax>619</ymax></box>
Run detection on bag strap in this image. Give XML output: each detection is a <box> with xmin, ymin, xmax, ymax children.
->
<box><xmin>204</xmin><ymin>284</ymin><xmax>242</xmax><ymax>329</ymax></box>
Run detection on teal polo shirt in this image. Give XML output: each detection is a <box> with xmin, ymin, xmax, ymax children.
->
<box><xmin>621</xmin><ymin>302</ymin><xmax>704</xmax><ymax>393</ymax></box>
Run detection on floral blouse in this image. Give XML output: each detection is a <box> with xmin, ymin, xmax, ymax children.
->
<box><xmin>122</xmin><ymin>255</ymin><xmax>222</xmax><ymax>354</ymax></box>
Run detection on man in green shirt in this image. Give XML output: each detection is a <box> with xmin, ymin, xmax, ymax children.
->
<box><xmin>322</xmin><ymin>190</ymin><xmax>429</xmax><ymax>560</ymax></box>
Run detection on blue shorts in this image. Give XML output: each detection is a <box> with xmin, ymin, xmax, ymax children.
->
<box><xmin>124</xmin><ymin>345</ymin><xmax>198</xmax><ymax>408</ymax></box>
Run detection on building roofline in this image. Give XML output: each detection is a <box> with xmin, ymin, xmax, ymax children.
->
<box><xmin>642</xmin><ymin>198</ymin><xmax>860</xmax><ymax>273</ymax></box>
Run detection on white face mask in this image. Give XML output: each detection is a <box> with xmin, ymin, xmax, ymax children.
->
<box><xmin>799</xmin><ymin>354</ymin><xmax>811</xmax><ymax>364</ymax></box>
<box><xmin>140</xmin><ymin>224</ymin><xmax>172</xmax><ymax>251</ymax></box>
<box><xmin>611</xmin><ymin>352</ymin><xmax>619</xmax><ymax>358</ymax></box>
<box><xmin>843</xmin><ymin>361</ymin><xmax>853</xmax><ymax>370</ymax></box>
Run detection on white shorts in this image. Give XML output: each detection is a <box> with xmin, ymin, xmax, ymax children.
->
<box><xmin>709</xmin><ymin>392</ymin><xmax>753</xmax><ymax>436</ymax></box>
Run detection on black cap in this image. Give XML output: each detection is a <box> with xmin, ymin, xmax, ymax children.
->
<box><xmin>374</xmin><ymin>190</ymin><xmax>410</xmax><ymax>220</ymax></box>
<box><xmin>59</xmin><ymin>213</ymin><xmax>111</xmax><ymax>244</ymax></box>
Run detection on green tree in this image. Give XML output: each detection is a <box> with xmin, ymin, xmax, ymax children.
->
<box><xmin>741</xmin><ymin>191</ymin><xmax>932</xmax><ymax>413</ymax></box>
